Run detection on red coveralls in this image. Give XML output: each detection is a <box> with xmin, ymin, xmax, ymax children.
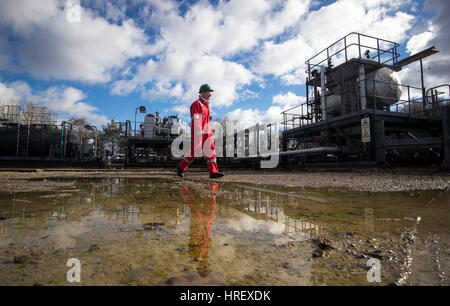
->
<box><xmin>179</xmin><ymin>184</ymin><xmax>218</xmax><ymax>277</ymax></box>
<box><xmin>178</xmin><ymin>97</ymin><xmax>219</xmax><ymax>175</ymax></box>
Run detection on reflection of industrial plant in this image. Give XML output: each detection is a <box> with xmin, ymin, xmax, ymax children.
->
<box><xmin>218</xmin><ymin>184</ymin><xmax>320</xmax><ymax>239</ymax></box>
<box><xmin>90</xmin><ymin>179</ymin><xmax>190</xmax><ymax>229</ymax></box>
<box><xmin>1</xmin><ymin>179</ymin><xmax>320</xmax><ymax>244</ymax></box>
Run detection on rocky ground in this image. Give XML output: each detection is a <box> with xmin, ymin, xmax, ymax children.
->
<box><xmin>0</xmin><ymin>167</ymin><xmax>449</xmax><ymax>193</ymax></box>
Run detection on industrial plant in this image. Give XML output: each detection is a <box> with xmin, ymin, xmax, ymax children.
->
<box><xmin>0</xmin><ymin>33</ymin><xmax>448</xmax><ymax>171</ymax></box>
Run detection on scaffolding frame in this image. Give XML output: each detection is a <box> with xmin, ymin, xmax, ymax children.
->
<box><xmin>0</xmin><ymin>104</ymin><xmax>59</xmax><ymax>159</ymax></box>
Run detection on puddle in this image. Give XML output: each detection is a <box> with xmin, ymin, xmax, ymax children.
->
<box><xmin>0</xmin><ymin>178</ymin><xmax>448</xmax><ymax>286</ymax></box>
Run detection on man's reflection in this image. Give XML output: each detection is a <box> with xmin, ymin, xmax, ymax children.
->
<box><xmin>179</xmin><ymin>184</ymin><xmax>218</xmax><ymax>278</ymax></box>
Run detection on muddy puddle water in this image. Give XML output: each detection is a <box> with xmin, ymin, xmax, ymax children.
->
<box><xmin>0</xmin><ymin>178</ymin><xmax>448</xmax><ymax>286</ymax></box>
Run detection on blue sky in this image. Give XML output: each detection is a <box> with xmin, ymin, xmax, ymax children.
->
<box><xmin>0</xmin><ymin>0</ymin><xmax>448</xmax><ymax>129</ymax></box>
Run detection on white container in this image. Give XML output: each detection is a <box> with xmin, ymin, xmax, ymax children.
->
<box><xmin>82</xmin><ymin>138</ymin><xmax>95</xmax><ymax>155</ymax></box>
<box><xmin>144</xmin><ymin>115</ymin><xmax>155</xmax><ymax>139</ymax></box>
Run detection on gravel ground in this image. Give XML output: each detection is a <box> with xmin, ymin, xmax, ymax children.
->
<box><xmin>0</xmin><ymin>167</ymin><xmax>449</xmax><ymax>193</ymax></box>
<box><xmin>220</xmin><ymin>171</ymin><xmax>450</xmax><ymax>192</ymax></box>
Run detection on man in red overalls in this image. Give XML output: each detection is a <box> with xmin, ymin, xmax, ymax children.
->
<box><xmin>177</xmin><ymin>84</ymin><xmax>224</xmax><ymax>179</ymax></box>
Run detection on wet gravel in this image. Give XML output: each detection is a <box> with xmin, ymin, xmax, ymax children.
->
<box><xmin>0</xmin><ymin>173</ymin><xmax>448</xmax><ymax>285</ymax></box>
<box><xmin>0</xmin><ymin>167</ymin><xmax>449</xmax><ymax>193</ymax></box>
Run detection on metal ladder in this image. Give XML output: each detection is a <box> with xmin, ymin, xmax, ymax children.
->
<box><xmin>16</xmin><ymin>122</ymin><xmax>30</xmax><ymax>158</ymax></box>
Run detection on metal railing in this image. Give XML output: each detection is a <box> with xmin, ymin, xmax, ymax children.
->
<box><xmin>119</xmin><ymin>120</ymin><xmax>132</xmax><ymax>137</ymax></box>
<box><xmin>426</xmin><ymin>84</ymin><xmax>450</xmax><ymax>117</ymax></box>
<box><xmin>361</xmin><ymin>78</ymin><xmax>425</xmax><ymax>116</ymax></box>
<box><xmin>281</xmin><ymin>79</ymin><xmax>442</xmax><ymax>131</ymax></box>
<box><xmin>0</xmin><ymin>104</ymin><xmax>58</xmax><ymax>125</ymax></box>
<box><xmin>282</xmin><ymin>102</ymin><xmax>317</xmax><ymax>132</ymax></box>
<box><xmin>306</xmin><ymin>32</ymin><xmax>400</xmax><ymax>79</ymax></box>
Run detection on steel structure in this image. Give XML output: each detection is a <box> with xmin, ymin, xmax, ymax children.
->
<box><xmin>122</xmin><ymin>112</ymin><xmax>184</xmax><ymax>166</ymax></box>
<box><xmin>0</xmin><ymin>104</ymin><xmax>72</xmax><ymax>161</ymax></box>
<box><xmin>281</xmin><ymin>32</ymin><xmax>449</xmax><ymax>167</ymax></box>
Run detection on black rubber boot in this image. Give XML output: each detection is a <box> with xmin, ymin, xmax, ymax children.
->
<box><xmin>210</xmin><ymin>172</ymin><xmax>224</xmax><ymax>179</ymax></box>
<box><xmin>176</xmin><ymin>165</ymin><xmax>184</xmax><ymax>178</ymax></box>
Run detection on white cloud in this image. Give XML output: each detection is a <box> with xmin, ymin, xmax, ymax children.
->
<box><xmin>0</xmin><ymin>0</ymin><xmax>60</xmax><ymax>36</ymax></box>
<box><xmin>34</xmin><ymin>86</ymin><xmax>108</xmax><ymax>125</ymax></box>
<box><xmin>253</xmin><ymin>0</ymin><xmax>414</xmax><ymax>80</ymax></box>
<box><xmin>0</xmin><ymin>81</ymin><xmax>33</xmax><ymax>103</ymax></box>
<box><xmin>113</xmin><ymin>54</ymin><xmax>255</xmax><ymax>108</ymax></box>
<box><xmin>223</xmin><ymin>105</ymin><xmax>290</xmax><ymax>130</ymax></box>
<box><xmin>400</xmin><ymin>0</ymin><xmax>450</xmax><ymax>89</ymax></box>
<box><xmin>0</xmin><ymin>80</ymin><xmax>107</xmax><ymax>126</ymax></box>
<box><xmin>105</xmin><ymin>1</ymin><xmax>127</xmax><ymax>22</ymax></box>
<box><xmin>0</xmin><ymin>0</ymin><xmax>435</xmax><ymax>125</ymax></box>
<box><xmin>0</xmin><ymin>0</ymin><xmax>150</xmax><ymax>83</ymax></box>
<box><xmin>406</xmin><ymin>31</ymin><xmax>434</xmax><ymax>55</ymax></box>
<box><xmin>253</xmin><ymin>36</ymin><xmax>309</xmax><ymax>77</ymax></box>
<box><xmin>224</xmin><ymin>91</ymin><xmax>306</xmax><ymax>129</ymax></box>
<box><xmin>239</xmin><ymin>89</ymin><xmax>260</xmax><ymax>101</ymax></box>
<box><xmin>142</xmin><ymin>81</ymin><xmax>184</xmax><ymax>100</ymax></box>
<box><xmin>223</xmin><ymin>108</ymin><xmax>264</xmax><ymax>129</ymax></box>
<box><xmin>111</xmin><ymin>0</ymin><xmax>311</xmax><ymax>108</ymax></box>
<box><xmin>167</xmin><ymin>104</ymin><xmax>190</xmax><ymax>116</ymax></box>
<box><xmin>280</xmin><ymin>70</ymin><xmax>308</xmax><ymax>85</ymax></box>
<box><xmin>272</xmin><ymin>91</ymin><xmax>305</xmax><ymax>106</ymax></box>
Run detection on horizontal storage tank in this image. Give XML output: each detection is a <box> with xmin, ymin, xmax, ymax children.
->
<box><xmin>365</xmin><ymin>67</ymin><xmax>403</xmax><ymax>106</ymax></box>
<box><xmin>326</xmin><ymin>67</ymin><xmax>402</xmax><ymax>114</ymax></box>
<box><xmin>0</xmin><ymin>124</ymin><xmax>63</xmax><ymax>157</ymax></box>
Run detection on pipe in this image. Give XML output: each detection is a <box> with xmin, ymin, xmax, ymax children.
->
<box><xmin>359</xmin><ymin>64</ymin><xmax>367</xmax><ymax>110</ymax></box>
<box><xmin>420</xmin><ymin>59</ymin><xmax>426</xmax><ymax>115</ymax></box>
<box><xmin>256</xmin><ymin>123</ymin><xmax>260</xmax><ymax>155</ymax></box>
<box><xmin>320</xmin><ymin>66</ymin><xmax>327</xmax><ymax>121</ymax></box>
<box><xmin>235</xmin><ymin>147</ymin><xmax>341</xmax><ymax>160</ymax></box>
<box><xmin>278</xmin><ymin>147</ymin><xmax>340</xmax><ymax>157</ymax></box>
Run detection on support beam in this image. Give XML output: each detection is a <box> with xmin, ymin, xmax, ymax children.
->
<box><xmin>320</xmin><ymin>66</ymin><xmax>327</xmax><ymax>121</ymax></box>
<box><xmin>420</xmin><ymin>59</ymin><xmax>426</xmax><ymax>114</ymax></box>
<box><xmin>394</xmin><ymin>46</ymin><xmax>439</xmax><ymax>69</ymax></box>
<box><xmin>442</xmin><ymin>106</ymin><xmax>450</xmax><ymax>169</ymax></box>
<box><xmin>375</xmin><ymin>120</ymin><xmax>386</xmax><ymax>163</ymax></box>
<box><xmin>256</xmin><ymin>123</ymin><xmax>260</xmax><ymax>155</ymax></box>
<box><xmin>359</xmin><ymin>64</ymin><xmax>367</xmax><ymax>110</ymax></box>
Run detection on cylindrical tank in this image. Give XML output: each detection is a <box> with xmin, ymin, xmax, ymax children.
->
<box><xmin>144</xmin><ymin>114</ymin><xmax>155</xmax><ymax>139</ymax></box>
<box><xmin>325</xmin><ymin>67</ymin><xmax>402</xmax><ymax>114</ymax></box>
<box><xmin>0</xmin><ymin>124</ymin><xmax>62</xmax><ymax>157</ymax></box>
<box><xmin>365</xmin><ymin>67</ymin><xmax>402</xmax><ymax>106</ymax></box>
<box><xmin>82</xmin><ymin>138</ymin><xmax>95</xmax><ymax>155</ymax></box>
<box><xmin>170</xmin><ymin>119</ymin><xmax>183</xmax><ymax>136</ymax></box>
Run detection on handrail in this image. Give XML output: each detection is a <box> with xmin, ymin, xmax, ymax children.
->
<box><xmin>305</xmin><ymin>33</ymin><xmax>400</xmax><ymax>79</ymax></box>
<box><xmin>281</xmin><ymin>103</ymin><xmax>307</xmax><ymax>115</ymax></box>
<box><xmin>281</xmin><ymin>77</ymin><xmax>442</xmax><ymax>132</ymax></box>
<box><xmin>426</xmin><ymin>84</ymin><xmax>450</xmax><ymax>99</ymax></box>
<box><xmin>306</xmin><ymin>32</ymin><xmax>399</xmax><ymax>64</ymax></box>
